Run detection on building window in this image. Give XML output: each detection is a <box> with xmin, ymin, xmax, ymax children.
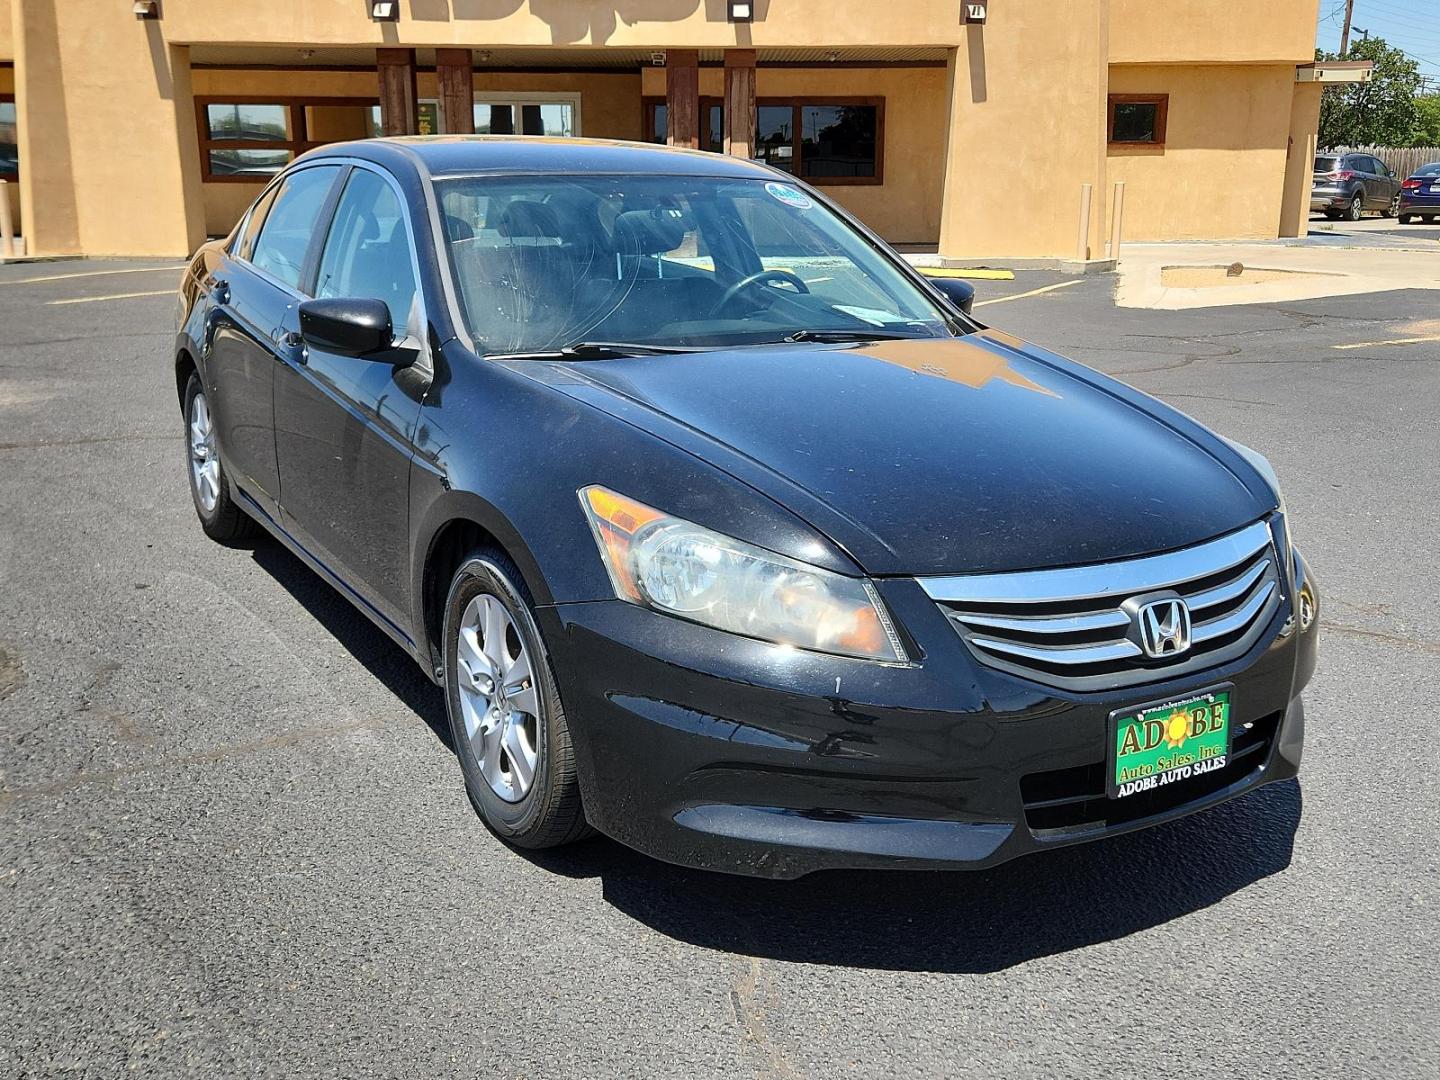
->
<box><xmin>196</xmin><ymin>97</ymin><xmax>379</xmax><ymax>182</ymax></box>
<box><xmin>0</xmin><ymin>96</ymin><xmax>18</xmax><ymax>179</ymax></box>
<box><xmin>760</xmin><ymin>99</ymin><xmax>883</xmax><ymax>184</ymax></box>
<box><xmin>1108</xmin><ymin>94</ymin><xmax>1168</xmax><ymax>147</ymax></box>
<box><xmin>645</xmin><ymin>96</ymin><xmax>882</xmax><ymax>183</ymax></box>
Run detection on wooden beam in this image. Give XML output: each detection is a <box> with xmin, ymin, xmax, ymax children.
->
<box><xmin>376</xmin><ymin>48</ymin><xmax>418</xmax><ymax>137</ymax></box>
<box><xmin>435</xmin><ymin>48</ymin><xmax>475</xmax><ymax>135</ymax></box>
<box><xmin>666</xmin><ymin>49</ymin><xmax>700</xmax><ymax>150</ymax></box>
<box><xmin>723</xmin><ymin>49</ymin><xmax>757</xmax><ymax>159</ymax></box>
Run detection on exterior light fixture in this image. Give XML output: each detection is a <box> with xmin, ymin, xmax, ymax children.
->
<box><xmin>727</xmin><ymin>1</ymin><xmax>754</xmax><ymax>22</ymax></box>
<box><xmin>132</xmin><ymin>1</ymin><xmax>161</xmax><ymax>18</ymax></box>
<box><xmin>370</xmin><ymin>1</ymin><xmax>399</xmax><ymax>21</ymax></box>
<box><xmin>650</xmin><ymin>51</ymin><xmax>667</xmax><ymax>66</ymax></box>
<box><xmin>964</xmin><ymin>1</ymin><xmax>988</xmax><ymax>24</ymax></box>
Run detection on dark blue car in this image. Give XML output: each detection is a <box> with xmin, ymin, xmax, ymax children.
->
<box><xmin>172</xmin><ymin>136</ymin><xmax>1318</xmax><ymax>878</ymax></box>
<box><xmin>1399</xmin><ymin>162</ymin><xmax>1440</xmax><ymax>224</ymax></box>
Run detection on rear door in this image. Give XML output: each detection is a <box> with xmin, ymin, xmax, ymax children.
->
<box><xmin>204</xmin><ymin>164</ymin><xmax>342</xmax><ymax>513</ymax></box>
<box><xmin>272</xmin><ymin>164</ymin><xmax>426</xmax><ymax>632</ymax></box>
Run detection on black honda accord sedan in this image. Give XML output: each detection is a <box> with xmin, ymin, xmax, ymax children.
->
<box><xmin>174</xmin><ymin>136</ymin><xmax>1317</xmax><ymax>878</ymax></box>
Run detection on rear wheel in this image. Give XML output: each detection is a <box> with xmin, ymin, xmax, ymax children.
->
<box><xmin>183</xmin><ymin>372</ymin><xmax>258</xmax><ymax>543</ymax></box>
<box><xmin>443</xmin><ymin>551</ymin><xmax>590</xmax><ymax>850</ymax></box>
<box><xmin>1346</xmin><ymin>193</ymin><xmax>1364</xmax><ymax>222</ymax></box>
<box><xmin>1399</xmin><ymin>214</ymin><xmax>1415</xmax><ymax>224</ymax></box>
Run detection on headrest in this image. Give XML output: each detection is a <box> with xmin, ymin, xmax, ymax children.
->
<box><xmin>444</xmin><ymin>214</ymin><xmax>475</xmax><ymax>241</ymax></box>
<box><xmin>498</xmin><ymin>201</ymin><xmax>562</xmax><ymax>239</ymax></box>
<box><xmin>613</xmin><ymin>207</ymin><xmax>688</xmax><ymax>256</ymax></box>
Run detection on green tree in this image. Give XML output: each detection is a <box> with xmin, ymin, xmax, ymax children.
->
<box><xmin>1415</xmin><ymin>95</ymin><xmax>1440</xmax><ymax>147</ymax></box>
<box><xmin>1316</xmin><ymin>37</ymin><xmax>1421</xmax><ymax>148</ymax></box>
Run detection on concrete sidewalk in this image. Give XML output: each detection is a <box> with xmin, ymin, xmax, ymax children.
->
<box><xmin>1115</xmin><ymin>233</ymin><xmax>1440</xmax><ymax>309</ymax></box>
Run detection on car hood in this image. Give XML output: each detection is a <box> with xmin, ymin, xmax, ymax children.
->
<box><xmin>542</xmin><ymin>331</ymin><xmax>1272</xmax><ymax>576</ymax></box>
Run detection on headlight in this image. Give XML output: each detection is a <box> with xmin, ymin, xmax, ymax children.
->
<box><xmin>579</xmin><ymin>485</ymin><xmax>907</xmax><ymax>662</ymax></box>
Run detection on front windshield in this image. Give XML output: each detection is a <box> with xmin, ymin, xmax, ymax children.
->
<box><xmin>435</xmin><ymin>174</ymin><xmax>955</xmax><ymax>354</ymax></box>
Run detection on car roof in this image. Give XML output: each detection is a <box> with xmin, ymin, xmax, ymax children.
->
<box><xmin>303</xmin><ymin>135</ymin><xmax>783</xmax><ymax>182</ymax></box>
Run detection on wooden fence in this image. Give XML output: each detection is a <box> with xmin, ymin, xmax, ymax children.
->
<box><xmin>1329</xmin><ymin>146</ymin><xmax>1440</xmax><ymax>176</ymax></box>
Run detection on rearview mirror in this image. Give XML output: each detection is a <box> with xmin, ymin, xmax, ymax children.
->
<box><xmin>298</xmin><ymin>298</ymin><xmax>393</xmax><ymax>358</ymax></box>
<box><xmin>929</xmin><ymin>277</ymin><xmax>976</xmax><ymax>315</ymax></box>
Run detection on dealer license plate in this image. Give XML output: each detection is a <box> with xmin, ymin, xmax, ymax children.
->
<box><xmin>1108</xmin><ymin>688</ymin><xmax>1231</xmax><ymax>800</ymax></box>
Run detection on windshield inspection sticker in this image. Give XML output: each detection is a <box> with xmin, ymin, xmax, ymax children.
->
<box><xmin>766</xmin><ymin>182</ymin><xmax>814</xmax><ymax>210</ymax></box>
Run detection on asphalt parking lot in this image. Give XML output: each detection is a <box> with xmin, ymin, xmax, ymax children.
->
<box><xmin>1</xmin><ymin>259</ymin><xmax>1437</xmax><ymax>1079</ymax></box>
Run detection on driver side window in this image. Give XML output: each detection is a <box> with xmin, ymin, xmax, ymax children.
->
<box><xmin>315</xmin><ymin>169</ymin><xmax>420</xmax><ymax>337</ymax></box>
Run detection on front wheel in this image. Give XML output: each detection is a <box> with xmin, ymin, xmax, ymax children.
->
<box><xmin>443</xmin><ymin>552</ymin><xmax>590</xmax><ymax>849</ymax></box>
<box><xmin>1383</xmin><ymin>193</ymin><xmax>1401</xmax><ymax>218</ymax></box>
<box><xmin>182</xmin><ymin>372</ymin><xmax>257</xmax><ymax>543</ymax></box>
<box><xmin>1346</xmin><ymin>193</ymin><xmax>1364</xmax><ymax>222</ymax></box>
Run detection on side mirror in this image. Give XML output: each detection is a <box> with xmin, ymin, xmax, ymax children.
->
<box><xmin>298</xmin><ymin>297</ymin><xmax>392</xmax><ymax>358</ymax></box>
<box><xmin>929</xmin><ymin>277</ymin><xmax>976</xmax><ymax>315</ymax></box>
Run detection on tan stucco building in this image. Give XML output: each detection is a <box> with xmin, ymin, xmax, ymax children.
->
<box><xmin>1</xmin><ymin>0</ymin><xmax>1326</xmax><ymax>262</ymax></box>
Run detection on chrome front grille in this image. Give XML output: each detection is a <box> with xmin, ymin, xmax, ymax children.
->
<box><xmin>918</xmin><ymin>520</ymin><xmax>1284</xmax><ymax>691</ymax></box>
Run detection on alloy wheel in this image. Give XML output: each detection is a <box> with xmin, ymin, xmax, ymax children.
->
<box><xmin>188</xmin><ymin>390</ymin><xmax>220</xmax><ymax>513</ymax></box>
<box><xmin>1388</xmin><ymin>193</ymin><xmax>1401</xmax><ymax>217</ymax></box>
<box><xmin>1348</xmin><ymin>195</ymin><xmax>1363</xmax><ymax>221</ymax></box>
<box><xmin>455</xmin><ymin>593</ymin><xmax>541</xmax><ymax>803</ymax></box>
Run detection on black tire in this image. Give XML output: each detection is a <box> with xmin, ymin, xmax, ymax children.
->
<box><xmin>1399</xmin><ymin>214</ymin><xmax>1415</xmax><ymax>225</ymax></box>
<box><xmin>442</xmin><ymin>550</ymin><xmax>591</xmax><ymax>849</ymax></box>
<box><xmin>182</xmin><ymin>372</ymin><xmax>258</xmax><ymax>544</ymax></box>
<box><xmin>1382</xmin><ymin>193</ymin><xmax>1400</xmax><ymax>219</ymax></box>
<box><xmin>1346</xmin><ymin>193</ymin><xmax>1364</xmax><ymax>222</ymax></box>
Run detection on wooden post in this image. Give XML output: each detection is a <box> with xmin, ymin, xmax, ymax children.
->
<box><xmin>723</xmin><ymin>50</ymin><xmax>757</xmax><ymax>159</ymax></box>
<box><xmin>436</xmin><ymin>49</ymin><xmax>475</xmax><ymax>135</ymax></box>
<box><xmin>377</xmin><ymin>48</ymin><xmax>419</xmax><ymax>137</ymax></box>
<box><xmin>666</xmin><ymin>49</ymin><xmax>700</xmax><ymax>150</ymax></box>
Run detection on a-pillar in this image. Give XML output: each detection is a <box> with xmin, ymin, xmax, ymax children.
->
<box><xmin>377</xmin><ymin>48</ymin><xmax>419</xmax><ymax>137</ymax></box>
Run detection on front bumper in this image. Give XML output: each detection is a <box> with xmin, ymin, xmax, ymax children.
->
<box><xmin>542</xmin><ymin>551</ymin><xmax>1318</xmax><ymax>879</ymax></box>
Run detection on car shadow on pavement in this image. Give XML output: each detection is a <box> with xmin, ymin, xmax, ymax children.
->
<box><xmin>246</xmin><ymin>535</ymin><xmax>1301</xmax><ymax>974</ymax></box>
<box><xmin>249</xmin><ymin>539</ymin><xmax>454</xmax><ymax>751</ymax></box>
<box><xmin>526</xmin><ymin>778</ymin><xmax>1302</xmax><ymax>974</ymax></box>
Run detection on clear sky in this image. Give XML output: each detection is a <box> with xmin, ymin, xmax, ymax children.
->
<box><xmin>1315</xmin><ymin>0</ymin><xmax>1440</xmax><ymax>83</ymax></box>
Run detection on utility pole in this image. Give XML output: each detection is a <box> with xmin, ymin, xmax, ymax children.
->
<box><xmin>1340</xmin><ymin>0</ymin><xmax>1355</xmax><ymax>55</ymax></box>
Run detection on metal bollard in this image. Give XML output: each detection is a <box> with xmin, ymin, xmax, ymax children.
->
<box><xmin>0</xmin><ymin>179</ymin><xmax>14</xmax><ymax>259</ymax></box>
<box><xmin>1108</xmin><ymin>181</ymin><xmax>1126</xmax><ymax>261</ymax></box>
<box><xmin>1076</xmin><ymin>183</ymin><xmax>1093</xmax><ymax>262</ymax></box>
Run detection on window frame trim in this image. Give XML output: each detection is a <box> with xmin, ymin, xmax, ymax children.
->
<box><xmin>1107</xmin><ymin>93</ymin><xmax>1169</xmax><ymax>148</ymax></box>
<box><xmin>195</xmin><ymin>95</ymin><xmax>380</xmax><ymax>184</ymax></box>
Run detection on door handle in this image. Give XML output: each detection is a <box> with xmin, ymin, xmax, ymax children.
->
<box><xmin>211</xmin><ymin>278</ymin><xmax>230</xmax><ymax>304</ymax></box>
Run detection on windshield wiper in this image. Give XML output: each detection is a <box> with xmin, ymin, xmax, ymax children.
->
<box><xmin>490</xmin><ymin>341</ymin><xmax>699</xmax><ymax>361</ymax></box>
<box><xmin>782</xmin><ymin>329</ymin><xmax>928</xmax><ymax>344</ymax></box>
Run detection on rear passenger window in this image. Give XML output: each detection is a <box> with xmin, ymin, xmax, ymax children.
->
<box><xmin>250</xmin><ymin>165</ymin><xmax>341</xmax><ymax>289</ymax></box>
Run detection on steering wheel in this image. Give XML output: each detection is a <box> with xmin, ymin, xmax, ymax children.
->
<box><xmin>711</xmin><ymin>269</ymin><xmax>811</xmax><ymax>316</ymax></box>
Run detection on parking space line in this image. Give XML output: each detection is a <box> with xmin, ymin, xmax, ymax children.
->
<box><xmin>46</xmin><ymin>289</ymin><xmax>174</xmax><ymax>306</ymax></box>
<box><xmin>1333</xmin><ymin>334</ymin><xmax>1440</xmax><ymax>351</ymax></box>
<box><xmin>974</xmin><ymin>279</ymin><xmax>1085</xmax><ymax>308</ymax></box>
<box><xmin>7</xmin><ymin>265</ymin><xmax>185</xmax><ymax>285</ymax></box>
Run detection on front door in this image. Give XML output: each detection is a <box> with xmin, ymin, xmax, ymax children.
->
<box><xmin>273</xmin><ymin>165</ymin><xmax>426</xmax><ymax>632</ymax></box>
